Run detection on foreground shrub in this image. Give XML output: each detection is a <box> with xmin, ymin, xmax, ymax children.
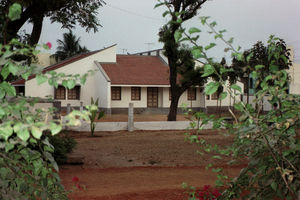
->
<box><xmin>49</xmin><ymin>133</ymin><xmax>77</xmax><ymax>164</ymax></box>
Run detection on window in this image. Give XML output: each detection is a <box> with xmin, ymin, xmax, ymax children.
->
<box><xmin>206</xmin><ymin>95</ymin><xmax>210</xmax><ymax>100</ymax></box>
<box><xmin>169</xmin><ymin>88</ymin><xmax>171</xmax><ymax>100</ymax></box>
<box><xmin>55</xmin><ymin>86</ymin><xmax>66</xmax><ymax>100</ymax></box>
<box><xmin>187</xmin><ymin>87</ymin><xmax>196</xmax><ymax>100</ymax></box>
<box><xmin>131</xmin><ymin>87</ymin><xmax>141</xmax><ymax>100</ymax></box>
<box><xmin>211</xmin><ymin>92</ymin><xmax>219</xmax><ymax>100</ymax></box>
<box><xmin>68</xmin><ymin>86</ymin><xmax>80</xmax><ymax>100</ymax></box>
<box><xmin>111</xmin><ymin>87</ymin><xmax>121</xmax><ymax>100</ymax></box>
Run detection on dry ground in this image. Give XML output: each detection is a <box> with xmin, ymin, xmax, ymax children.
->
<box><xmin>60</xmin><ymin>130</ymin><xmax>244</xmax><ymax>200</ymax></box>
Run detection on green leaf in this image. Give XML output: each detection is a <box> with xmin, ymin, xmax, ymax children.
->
<box><xmin>5</xmin><ymin>143</ymin><xmax>14</xmax><ymax>152</ymax></box>
<box><xmin>1</xmin><ymin>65</ymin><xmax>10</xmax><ymax>80</ymax></box>
<box><xmin>50</xmin><ymin>123</ymin><xmax>62</xmax><ymax>135</ymax></box>
<box><xmin>62</xmin><ymin>80</ymin><xmax>68</xmax><ymax>88</ymax></box>
<box><xmin>67</xmin><ymin>79</ymin><xmax>76</xmax><ymax>89</ymax></box>
<box><xmin>188</xmin><ymin>27</ymin><xmax>201</xmax><ymax>34</ymax></box>
<box><xmin>0</xmin><ymin>82</ymin><xmax>16</xmax><ymax>96</ymax></box>
<box><xmin>8</xmin><ymin>63</ymin><xmax>18</xmax><ymax>75</ymax></box>
<box><xmin>191</xmin><ymin>49</ymin><xmax>203</xmax><ymax>59</ymax></box>
<box><xmin>236</xmin><ymin>53</ymin><xmax>243</xmax><ymax>61</ymax></box>
<box><xmin>80</xmin><ymin>76</ymin><xmax>87</xmax><ymax>85</ymax></box>
<box><xmin>255</xmin><ymin>65</ymin><xmax>264</xmax><ymax>70</ymax></box>
<box><xmin>204</xmin><ymin>43</ymin><xmax>216</xmax><ymax>51</ymax></box>
<box><xmin>219</xmin><ymin>92</ymin><xmax>228</xmax><ymax>100</ymax></box>
<box><xmin>200</xmin><ymin>16</ymin><xmax>210</xmax><ymax>25</ymax></box>
<box><xmin>8</xmin><ymin>3</ymin><xmax>22</xmax><ymax>21</ymax></box>
<box><xmin>0</xmin><ymin>125</ymin><xmax>13</xmax><ymax>141</ymax></box>
<box><xmin>31</xmin><ymin>126</ymin><xmax>42</xmax><ymax>139</ymax></box>
<box><xmin>162</xmin><ymin>11</ymin><xmax>169</xmax><ymax>17</ymax></box>
<box><xmin>271</xmin><ymin>182</ymin><xmax>277</xmax><ymax>191</ymax></box>
<box><xmin>270</xmin><ymin>65</ymin><xmax>279</xmax><ymax>72</ymax></box>
<box><xmin>202</xmin><ymin>64</ymin><xmax>214</xmax><ymax>77</ymax></box>
<box><xmin>154</xmin><ymin>2</ymin><xmax>164</xmax><ymax>8</ymax></box>
<box><xmin>205</xmin><ymin>82</ymin><xmax>220</xmax><ymax>95</ymax></box>
<box><xmin>36</xmin><ymin>75</ymin><xmax>48</xmax><ymax>85</ymax></box>
<box><xmin>228</xmin><ymin>37</ymin><xmax>234</xmax><ymax>44</ymax></box>
<box><xmin>174</xmin><ymin>30</ymin><xmax>182</xmax><ymax>43</ymax></box>
<box><xmin>17</xmin><ymin>128</ymin><xmax>30</xmax><ymax>142</ymax></box>
<box><xmin>231</xmin><ymin>84</ymin><xmax>242</xmax><ymax>93</ymax></box>
<box><xmin>0</xmin><ymin>89</ymin><xmax>4</xmax><ymax>99</ymax></box>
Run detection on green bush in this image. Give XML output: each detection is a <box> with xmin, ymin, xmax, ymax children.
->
<box><xmin>48</xmin><ymin>134</ymin><xmax>77</xmax><ymax>165</ymax></box>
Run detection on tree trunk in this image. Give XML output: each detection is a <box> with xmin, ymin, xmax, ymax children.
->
<box><xmin>168</xmin><ymin>94</ymin><xmax>180</xmax><ymax>121</ymax></box>
<box><xmin>29</xmin><ymin>16</ymin><xmax>44</xmax><ymax>45</ymax></box>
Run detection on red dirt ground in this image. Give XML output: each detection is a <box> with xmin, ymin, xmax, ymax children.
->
<box><xmin>59</xmin><ymin>130</ymin><xmax>244</xmax><ymax>200</ymax></box>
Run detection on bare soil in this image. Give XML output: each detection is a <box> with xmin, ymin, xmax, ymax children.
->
<box><xmin>60</xmin><ymin>130</ymin><xmax>244</xmax><ymax>200</ymax></box>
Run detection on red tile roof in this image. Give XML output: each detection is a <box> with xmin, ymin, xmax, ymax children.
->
<box><xmin>100</xmin><ymin>55</ymin><xmax>170</xmax><ymax>85</ymax></box>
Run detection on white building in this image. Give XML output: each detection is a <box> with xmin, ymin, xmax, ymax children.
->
<box><xmin>12</xmin><ymin>44</ymin><xmax>242</xmax><ymax>114</ymax></box>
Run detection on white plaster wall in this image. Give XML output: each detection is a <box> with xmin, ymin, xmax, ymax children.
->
<box><xmin>36</xmin><ymin>53</ymin><xmax>51</xmax><ymax>68</ymax></box>
<box><xmin>25</xmin><ymin>45</ymin><xmax>116</xmax><ymax>107</ymax></box>
<box><xmin>162</xmin><ymin>87</ymin><xmax>205</xmax><ymax>108</ymax></box>
<box><xmin>288</xmin><ymin>47</ymin><xmax>300</xmax><ymax>94</ymax></box>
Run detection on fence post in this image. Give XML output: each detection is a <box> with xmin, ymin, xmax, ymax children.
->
<box><xmin>128</xmin><ymin>103</ymin><xmax>134</xmax><ymax>132</ymax></box>
<box><xmin>80</xmin><ymin>102</ymin><xmax>83</xmax><ymax>112</ymax></box>
<box><xmin>67</xmin><ymin>103</ymin><xmax>71</xmax><ymax>115</ymax></box>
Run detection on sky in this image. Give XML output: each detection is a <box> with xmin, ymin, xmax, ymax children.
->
<box><xmin>26</xmin><ymin>0</ymin><xmax>300</xmax><ymax>62</ymax></box>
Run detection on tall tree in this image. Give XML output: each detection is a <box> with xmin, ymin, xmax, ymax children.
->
<box><xmin>0</xmin><ymin>0</ymin><xmax>105</xmax><ymax>45</ymax></box>
<box><xmin>55</xmin><ymin>31</ymin><xmax>89</xmax><ymax>61</ymax></box>
<box><xmin>157</xmin><ymin>0</ymin><xmax>208</xmax><ymax>121</ymax></box>
<box><xmin>231</xmin><ymin>39</ymin><xmax>292</xmax><ymax>103</ymax></box>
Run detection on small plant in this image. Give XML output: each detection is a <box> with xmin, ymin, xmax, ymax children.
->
<box><xmin>48</xmin><ymin>133</ymin><xmax>77</xmax><ymax>165</ymax></box>
<box><xmin>87</xmin><ymin>97</ymin><xmax>104</xmax><ymax>136</ymax></box>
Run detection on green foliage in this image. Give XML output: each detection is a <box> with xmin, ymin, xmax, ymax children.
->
<box><xmin>87</xmin><ymin>97</ymin><xmax>105</xmax><ymax>136</ymax></box>
<box><xmin>48</xmin><ymin>133</ymin><xmax>77</xmax><ymax>165</ymax></box>
<box><xmin>0</xmin><ymin>3</ymin><xmax>92</xmax><ymax>199</ymax></box>
<box><xmin>1</xmin><ymin>0</ymin><xmax>105</xmax><ymax>44</ymax></box>
<box><xmin>180</xmin><ymin>16</ymin><xmax>299</xmax><ymax>200</ymax></box>
<box><xmin>55</xmin><ymin>31</ymin><xmax>90</xmax><ymax>61</ymax></box>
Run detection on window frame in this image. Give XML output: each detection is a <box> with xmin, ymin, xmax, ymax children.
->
<box><xmin>54</xmin><ymin>85</ymin><xmax>66</xmax><ymax>100</ymax></box>
<box><xmin>111</xmin><ymin>87</ymin><xmax>121</xmax><ymax>100</ymax></box>
<box><xmin>187</xmin><ymin>87</ymin><xmax>196</xmax><ymax>101</ymax></box>
<box><xmin>211</xmin><ymin>92</ymin><xmax>219</xmax><ymax>100</ymax></box>
<box><xmin>131</xmin><ymin>87</ymin><xmax>141</xmax><ymax>101</ymax></box>
<box><xmin>67</xmin><ymin>85</ymin><xmax>80</xmax><ymax>100</ymax></box>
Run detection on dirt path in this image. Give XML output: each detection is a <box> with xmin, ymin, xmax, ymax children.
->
<box><xmin>60</xmin><ymin>130</ymin><xmax>243</xmax><ymax>199</ymax></box>
<box><xmin>60</xmin><ymin>166</ymin><xmax>242</xmax><ymax>200</ymax></box>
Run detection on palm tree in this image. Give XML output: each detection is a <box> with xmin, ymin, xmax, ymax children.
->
<box><xmin>55</xmin><ymin>31</ymin><xmax>89</xmax><ymax>61</ymax></box>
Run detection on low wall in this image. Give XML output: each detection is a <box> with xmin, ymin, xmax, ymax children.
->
<box><xmin>66</xmin><ymin>120</ymin><xmax>212</xmax><ymax>132</ymax></box>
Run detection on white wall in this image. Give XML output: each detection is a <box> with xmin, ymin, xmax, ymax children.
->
<box><xmin>25</xmin><ymin>45</ymin><xmax>116</xmax><ymax>107</ymax></box>
<box><xmin>161</xmin><ymin>87</ymin><xmax>205</xmax><ymax>108</ymax></box>
<box><xmin>288</xmin><ymin>47</ymin><xmax>300</xmax><ymax>94</ymax></box>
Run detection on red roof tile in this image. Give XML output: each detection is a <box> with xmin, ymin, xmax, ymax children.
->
<box><xmin>100</xmin><ymin>55</ymin><xmax>170</xmax><ymax>85</ymax></box>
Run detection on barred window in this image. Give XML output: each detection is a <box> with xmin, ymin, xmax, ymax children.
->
<box><xmin>187</xmin><ymin>87</ymin><xmax>196</xmax><ymax>100</ymax></box>
<box><xmin>131</xmin><ymin>87</ymin><xmax>141</xmax><ymax>100</ymax></box>
<box><xmin>111</xmin><ymin>87</ymin><xmax>121</xmax><ymax>100</ymax></box>
<box><xmin>68</xmin><ymin>86</ymin><xmax>80</xmax><ymax>100</ymax></box>
<box><xmin>212</xmin><ymin>92</ymin><xmax>219</xmax><ymax>100</ymax></box>
<box><xmin>55</xmin><ymin>86</ymin><xmax>66</xmax><ymax>100</ymax></box>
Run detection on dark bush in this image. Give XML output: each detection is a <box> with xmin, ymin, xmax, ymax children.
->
<box><xmin>48</xmin><ymin>133</ymin><xmax>77</xmax><ymax>165</ymax></box>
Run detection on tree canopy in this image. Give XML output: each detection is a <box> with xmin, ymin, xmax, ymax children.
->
<box><xmin>55</xmin><ymin>31</ymin><xmax>89</xmax><ymax>61</ymax></box>
<box><xmin>0</xmin><ymin>0</ymin><xmax>105</xmax><ymax>45</ymax></box>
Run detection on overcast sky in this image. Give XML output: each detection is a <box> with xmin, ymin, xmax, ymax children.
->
<box><xmin>31</xmin><ymin>0</ymin><xmax>300</xmax><ymax>62</ymax></box>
